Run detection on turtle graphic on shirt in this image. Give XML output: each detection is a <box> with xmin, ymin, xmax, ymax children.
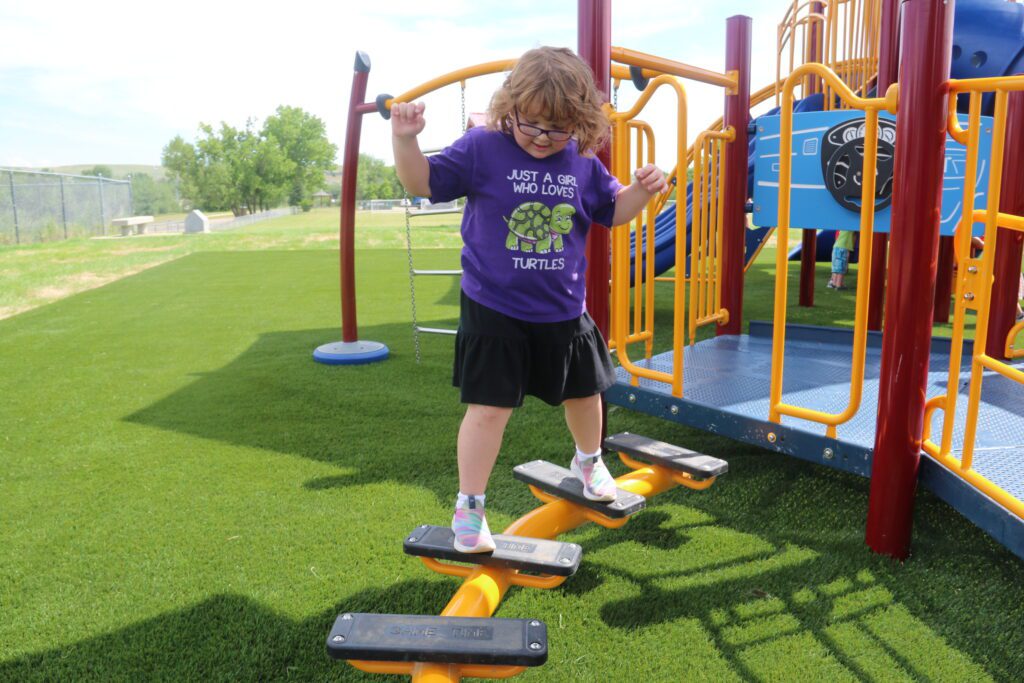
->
<box><xmin>504</xmin><ymin>202</ymin><xmax>576</xmax><ymax>253</ymax></box>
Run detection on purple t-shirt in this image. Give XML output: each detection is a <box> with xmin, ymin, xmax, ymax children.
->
<box><xmin>428</xmin><ymin>127</ymin><xmax>622</xmax><ymax>323</ymax></box>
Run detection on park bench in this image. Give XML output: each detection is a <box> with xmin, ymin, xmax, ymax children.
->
<box><xmin>111</xmin><ymin>215</ymin><xmax>154</xmax><ymax>236</ymax></box>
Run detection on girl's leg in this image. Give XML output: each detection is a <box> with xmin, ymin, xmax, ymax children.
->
<box><xmin>452</xmin><ymin>404</ymin><xmax>512</xmax><ymax>553</ymax></box>
<box><xmin>457</xmin><ymin>404</ymin><xmax>514</xmax><ymax>495</ymax></box>
<box><xmin>564</xmin><ymin>394</ymin><xmax>617</xmax><ymax>501</ymax></box>
<box><xmin>563</xmin><ymin>394</ymin><xmax>603</xmax><ymax>453</ymax></box>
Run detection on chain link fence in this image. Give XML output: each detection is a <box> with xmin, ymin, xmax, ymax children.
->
<box><xmin>0</xmin><ymin>168</ymin><xmax>133</xmax><ymax>245</ymax></box>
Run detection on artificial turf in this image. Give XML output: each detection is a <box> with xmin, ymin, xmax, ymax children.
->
<box><xmin>1</xmin><ymin>234</ymin><xmax>1022</xmax><ymax>681</ymax></box>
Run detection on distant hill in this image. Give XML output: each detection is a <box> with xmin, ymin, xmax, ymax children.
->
<box><xmin>41</xmin><ymin>164</ymin><xmax>168</xmax><ymax>181</ymax></box>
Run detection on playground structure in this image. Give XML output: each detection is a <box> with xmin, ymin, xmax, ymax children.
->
<box><xmin>322</xmin><ymin>0</ymin><xmax>1024</xmax><ymax>679</ymax></box>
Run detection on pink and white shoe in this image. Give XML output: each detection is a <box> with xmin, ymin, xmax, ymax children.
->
<box><xmin>571</xmin><ymin>453</ymin><xmax>618</xmax><ymax>502</ymax></box>
<box><xmin>452</xmin><ymin>499</ymin><xmax>496</xmax><ymax>553</ymax></box>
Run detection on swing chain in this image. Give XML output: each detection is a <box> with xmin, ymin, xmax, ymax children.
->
<box><xmin>460</xmin><ymin>80</ymin><xmax>467</xmax><ymax>132</ymax></box>
<box><xmin>403</xmin><ymin>193</ymin><xmax>422</xmax><ymax>363</ymax></box>
<box><xmin>613</xmin><ymin>81</ymin><xmax>619</xmax><ymax>111</ymax></box>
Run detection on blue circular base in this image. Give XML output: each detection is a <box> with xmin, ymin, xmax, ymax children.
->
<box><xmin>313</xmin><ymin>340</ymin><xmax>389</xmax><ymax>365</ymax></box>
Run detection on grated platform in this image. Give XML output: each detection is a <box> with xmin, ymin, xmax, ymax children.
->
<box><xmin>609</xmin><ymin>322</ymin><xmax>1024</xmax><ymax>557</ymax></box>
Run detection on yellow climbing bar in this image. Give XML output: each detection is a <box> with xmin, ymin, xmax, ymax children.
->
<box><xmin>611</xmin><ymin>46</ymin><xmax>737</xmax><ymax>90</ymax></box>
<box><xmin>385</xmin><ymin>60</ymin><xmax>518</xmax><ymax>109</ymax></box>
<box><xmin>921</xmin><ymin>74</ymin><xmax>1024</xmax><ymax>524</ymax></box>
<box><xmin>768</xmin><ymin>63</ymin><xmax>897</xmax><ymax>438</ymax></box>
<box><xmin>1007</xmin><ymin>321</ymin><xmax>1024</xmax><ymax>359</ymax></box>
<box><xmin>609</xmin><ymin>75</ymin><xmax>688</xmax><ymax>397</ymax></box>
<box><xmin>688</xmin><ymin>128</ymin><xmax>734</xmax><ymax>343</ymax></box>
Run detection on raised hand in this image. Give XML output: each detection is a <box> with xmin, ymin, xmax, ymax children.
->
<box><xmin>633</xmin><ymin>164</ymin><xmax>669</xmax><ymax>195</ymax></box>
<box><xmin>392</xmin><ymin>101</ymin><xmax>426</xmax><ymax>139</ymax></box>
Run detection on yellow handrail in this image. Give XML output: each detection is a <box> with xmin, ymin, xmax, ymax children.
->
<box><xmin>920</xmin><ymin>73</ymin><xmax>1024</xmax><ymax>523</ymax></box>
<box><xmin>611</xmin><ymin>46</ymin><xmax>737</xmax><ymax>91</ymax></box>
<box><xmin>768</xmin><ymin>63</ymin><xmax>897</xmax><ymax>438</ymax></box>
<box><xmin>606</xmin><ymin>118</ymin><xmax>656</xmax><ymax>357</ymax></box>
<box><xmin>622</xmin><ymin>120</ymin><xmax>657</xmax><ymax>361</ymax></box>
<box><xmin>688</xmin><ymin>129</ymin><xmax>734</xmax><ymax>343</ymax></box>
<box><xmin>777</xmin><ymin>0</ymin><xmax>828</xmax><ymax>106</ymax></box>
<box><xmin>938</xmin><ymin>91</ymin><xmax>983</xmax><ymax>458</ymax></box>
<box><xmin>1007</xmin><ymin>321</ymin><xmax>1024</xmax><ymax>359</ymax></box>
<box><xmin>385</xmin><ymin>60</ymin><xmax>518</xmax><ymax>109</ymax></box>
<box><xmin>777</xmin><ymin>1</ymin><xmax>882</xmax><ymax>110</ymax></box>
<box><xmin>610</xmin><ymin>75</ymin><xmax>688</xmax><ymax>397</ymax></box>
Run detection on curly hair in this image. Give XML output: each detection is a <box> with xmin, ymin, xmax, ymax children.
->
<box><xmin>487</xmin><ymin>46</ymin><xmax>610</xmax><ymax>156</ymax></box>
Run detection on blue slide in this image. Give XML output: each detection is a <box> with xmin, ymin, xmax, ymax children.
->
<box><xmin>631</xmin><ymin>93</ymin><xmax>824</xmax><ymax>281</ymax></box>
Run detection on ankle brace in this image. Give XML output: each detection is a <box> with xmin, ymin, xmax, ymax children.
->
<box><xmin>456</xmin><ymin>492</ymin><xmax>485</xmax><ymax>509</ymax></box>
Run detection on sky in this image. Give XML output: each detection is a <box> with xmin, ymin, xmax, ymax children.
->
<box><xmin>0</xmin><ymin>1</ymin><xmax>783</xmax><ymax>171</ymax></box>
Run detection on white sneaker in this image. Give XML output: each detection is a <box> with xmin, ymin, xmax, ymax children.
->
<box><xmin>570</xmin><ymin>454</ymin><xmax>618</xmax><ymax>502</ymax></box>
<box><xmin>452</xmin><ymin>502</ymin><xmax>496</xmax><ymax>553</ymax></box>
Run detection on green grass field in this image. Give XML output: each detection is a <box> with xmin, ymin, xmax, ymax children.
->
<box><xmin>1</xmin><ymin>210</ymin><xmax>1022</xmax><ymax>681</ymax></box>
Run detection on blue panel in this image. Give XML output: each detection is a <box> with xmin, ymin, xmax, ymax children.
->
<box><xmin>752</xmin><ymin>110</ymin><xmax>993</xmax><ymax>235</ymax></box>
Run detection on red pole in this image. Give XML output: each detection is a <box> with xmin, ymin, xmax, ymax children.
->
<box><xmin>340</xmin><ymin>52</ymin><xmax>371</xmax><ymax>343</ymax></box>
<box><xmin>866</xmin><ymin>0</ymin><xmax>954</xmax><ymax>560</ymax></box>
<box><xmin>986</xmin><ymin>89</ymin><xmax>1024</xmax><ymax>359</ymax></box>
<box><xmin>799</xmin><ymin>3</ymin><xmax>825</xmax><ymax>309</ymax></box>
<box><xmin>580</xmin><ymin>0</ymin><xmax>612</xmax><ymax>340</ymax></box>
<box><xmin>718</xmin><ymin>15</ymin><xmax>752</xmax><ymax>336</ymax></box>
<box><xmin>867</xmin><ymin>0</ymin><xmax>901</xmax><ymax>331</ymax></box>
<box><xmin>799</xmin><ymin>231</ymin><xmax>818</xmax><ymax>307</ymax></box>
<box><xmin>933</xmin><ymin>237</ymin><xmax>955</xmax><ymax>322</ymax></box>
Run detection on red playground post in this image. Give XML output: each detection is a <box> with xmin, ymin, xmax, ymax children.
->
<box><xmin>933</xmin><ymin>238</ymin><xmax>955</xmax><ymax>323</ymax></box>
<box><xmin>314</xmin><ymin>52</ymin><xmax>390</xmax><ymax>365</ymax></box>
<box><xmin>866</xmin><ymin>0</ymin><xmax>954</xmax><ymax>560</ymax></box>
<box><xmin>799</xmin><ymin>2</ymin><xmax>826</xmax><ymax>310</ymax></box>
<box><xmin>579</xmin><ymin>0</ymin><xmax>612</xmax><ymax>442</ymax></box>
<box><xmin>580</xmin><ymin>0</ymin><xmax>613</xmax><ymax>341</ymax></box>
<box><xmin>718</xmin><ymin>15</ymin><xmax>752</xmax><ymax>336</ymax></box>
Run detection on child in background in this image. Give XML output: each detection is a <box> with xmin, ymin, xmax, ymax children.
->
<box><xmin>392</xmin><ymin>47</ymin><xmax>668</xmax><ymax>552</ymax></box>
<box><xmin>828</xmin><ymin>230</ymin><xmax>856</xmax><ymax>290</ymax></box>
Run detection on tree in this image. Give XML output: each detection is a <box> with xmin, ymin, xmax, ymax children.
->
<box><xmin>356</xmin><ymin>154</ymin><xmax>402</xmax><ymax>200</ymax></box>
<box><xmin>162</xmin><ymin>105</ymin><xmax>336</xmax><ymax>214</ymax></box>
<box><xmin>130</xmin><ymin>173</ymin><xmax>180</xmax><ymax>215</ymax></box>
<box><xmin>163</xmin><ymin>127</ymin><xmax>236</xmax><ymax>213</ymax></box>
<box><xmin>81</xmin><ymin>165</ymin><xmax>115</xmax><ymax>178</ymax></box>
<box><xmin>262</xmin><ymin>106</ymin><xmax>337</xmax><ymax>205</ymax></box>
<box><xmin>324</xmin><ymin>180</ymin><xmax>341</xmax><ymax>201</ymax></box>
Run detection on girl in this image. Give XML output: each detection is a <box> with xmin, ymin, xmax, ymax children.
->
<box><xmin>392</xmin><ymin>46</ymin><xmax>668</xmax><ymax>552</ymax></box>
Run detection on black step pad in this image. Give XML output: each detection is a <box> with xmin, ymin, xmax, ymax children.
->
<box><xmin>326</xmin><ymin>612</ymin><xmax>547</xmax><ymax>666</ymax></box>
<box><xmin>404</xmin><ymin>525</ymin><xmax>582</xmax><ymax>576</ymax></box>
<box><xmin>604</xmin><ymin>432</ymin><xmax>728</xmax><ymax>478</ymax></box>
<box><xmin>512</xmin><ymin>460</ymin><xmax>646</xmax><ymax>518</ymax></box>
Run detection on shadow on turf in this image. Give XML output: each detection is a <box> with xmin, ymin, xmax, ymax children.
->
<box><xmin>580</xmin><ymin>433</ymin><xmax>1024</xmax><ymax>681</ymax></box>
<box><xmin>123</xmin><ymin>323</ymin><xmax>1024</xmax><ymax>680</ymax></box>
<box><xmin>0</xmin><ymin>579</ymin><xmax>459</xmax><ymax>682</ymax></box>
<box><xmin>125</xmin><ymin>323</ymin><xmax>469</xmax><ymax>506</ymax></box>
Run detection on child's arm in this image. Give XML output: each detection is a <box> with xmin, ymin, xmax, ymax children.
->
<box><xmin>612</xmin><ymin>164</ymin><xmax>669</xmax><ymax>226</ymax></box>
<box><xmin>392</xmin><ymin>102</ymin><xmax>431</xmax><ymax>197</ymax></box>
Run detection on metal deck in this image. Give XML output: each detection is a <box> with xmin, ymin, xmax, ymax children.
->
<box><xmin>607</xmin><ymin>321</ymin><xmax>1024</xmax><ymax>559</ymax></box>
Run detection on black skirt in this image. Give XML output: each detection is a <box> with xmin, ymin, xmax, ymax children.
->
<box><xmin>453</xmin><ymin>291</ymin><xmax>616</xmax><ymax>408</ymax></box>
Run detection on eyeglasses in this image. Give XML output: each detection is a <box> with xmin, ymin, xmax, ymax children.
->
<box><xmin>513</xmin><ymin>109</ymin><xmax>572</xmax><ymax>142</ymax></box>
